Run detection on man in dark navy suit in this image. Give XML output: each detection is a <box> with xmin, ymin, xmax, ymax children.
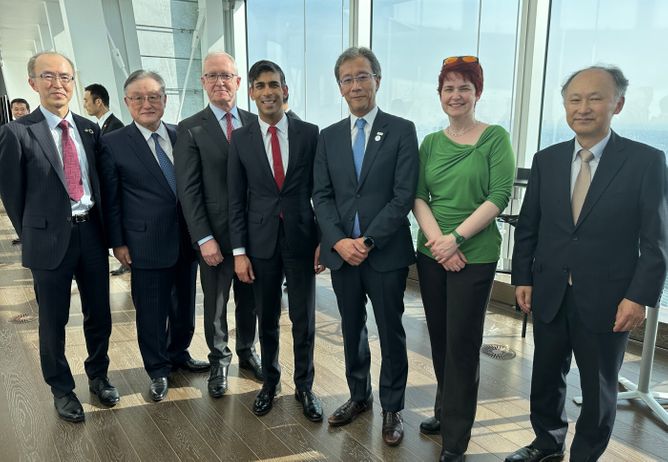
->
<box><xmin>509</xmin><ymin>66</ymin><xmax>667</xmax><ymax>462</ymax></box>
<box><xmin>0</xmin><ymin>52</ymin><xmax>118</xmax><ymax>422</ymax></box>
<box><xmin>99</xmin><ymin>70</ymin><xmax>208</xmax><ymax>402</ymax></box>
<box><xmin>83</xmin><ymin>83</ymin><xmax>124</xmax><ymax>135</ymax></box>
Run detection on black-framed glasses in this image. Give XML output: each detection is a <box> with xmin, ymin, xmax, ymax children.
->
<box><xmin>443</xmin><ymin>56</ymin><xmax>479</xmax><ymax>66</ymax></box>
<box><xmin>339</xmin><ymin>73</ymin><xmax>377</xmax><ymax>87</ymax></box>
<box><xmin>125</xmin><ymin>94</ymin><xmax>164</xmax><ymax>105</ymax></box>
<box><xmin>35</xmin><ymin>72</ymin><xmax>75</xmax><ymax>84</ymax></box>
<box><xmin>203</xmin><ymin>72</ymin><xmax>237</xmax><ymax>83</ymax></box>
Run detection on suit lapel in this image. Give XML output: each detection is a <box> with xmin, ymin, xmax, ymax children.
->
<box><xmin>27</xmin><ymin>111</ymin><xmax>68</xmax><ymax>192</ymax></box>
<box><xmin>283</xmin><ymin>118</ymin><xmax>301</xmax><ymax>187</ymax></box>
<box><xmin>128</xmin><ymin>124</ymin><xmax>174</xmax><ymax>197</ymax></box>
<box><xmin>357</xmin><ymin>110</ymin><xmax>389</xmax><ymax>189</ymax></box>
<box><xmin>575</xmin><ymin>132</ymin><xmax>627</xmax><ymax>228</ymax></box>
<box><xmin>202</xmin><ymin>106</ymin><xmax>228</xmax><ymax>146</ymax></box>
<box><xmin>336</xmin><ymin>118</ymin><xmax>357</xmax><ymax>187</ymax></box>
<box><xmin>73</xmin><ymin>114</ymin><xmax>98</xmax><ymax>172</ymax></box>
<box><xmin>248</xmin><ymin>122</ymin><xmax>279</xmax><ymax>191</ymax></box>
<box><xmin>553</xmin><ymin>140</ymin><xmax>576</xmax><ymax>228</ymax></box>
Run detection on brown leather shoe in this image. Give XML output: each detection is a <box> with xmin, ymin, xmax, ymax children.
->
<box><xmin>327</xmin><ymin>395</ymin><xmax>373</xmax><ymax>426</ymax></box>
<box><xmin>382</xmin><ymin>410</ymin><xmax>403</xmax><ymax>446</ymax></box>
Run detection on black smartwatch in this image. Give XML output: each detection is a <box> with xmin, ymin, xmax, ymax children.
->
<box><xmin>363</xmin><ymin>236</ymin><xmax>375</xmax><ymax>250</ymax></box>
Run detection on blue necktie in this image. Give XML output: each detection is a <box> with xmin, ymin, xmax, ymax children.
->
<box><xmin>151</xmin><ymin>133</ymin><xmax>176</xmax><ymax>196</ymax></box>
<box><xmin>352</xmin><ymin>118</ymin><xmax>366</xmax><ymax>237</ymax></box>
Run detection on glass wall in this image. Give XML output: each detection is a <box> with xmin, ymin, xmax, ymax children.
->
<box><xmin>246</xmin><ymin>0</ymin><xmax>350</xmax><ymax>128</ymax></box>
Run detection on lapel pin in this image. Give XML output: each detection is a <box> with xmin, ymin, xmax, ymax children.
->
<box><xmin>84</xmin><ymin>128</ymin><xmax>94</xmax><ymax>134</ymax></box>
<box><xmin>374</xmin><ymin>131</ymin><xmax>383</xmax><ymax>142</ymax></box>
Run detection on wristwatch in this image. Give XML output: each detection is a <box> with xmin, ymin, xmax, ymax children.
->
<box><xmin>363</xmin><ymin>236</ymin><xmax>375</xmax><ymax>250</ymax></box>
<box><xmin>451</xmin><ymin>230</ymin><xmax>466</xmax><ymax>245</ymax></box>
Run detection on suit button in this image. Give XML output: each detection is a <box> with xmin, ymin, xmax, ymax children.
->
<box><xmin>562</xmin><ymin>266</ymin><xmax>569</xmax><ymax>273</ymax></box>
<box><xmin>572</xmin><ymin>236</ymin><xmax>578</xmax><ymax>241</ymax></box>
<box><xmin>356</xmin><ymin>194</ymin><xmax>361</xmax><ymax>198</ymax></box>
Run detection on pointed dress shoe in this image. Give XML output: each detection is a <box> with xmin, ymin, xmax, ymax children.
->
<box><xmin>174</xmin><ymin>357</ymin><xmax>210</xmax><ymax>373</ymax></box>
<box><xmin>327</xmin><ymin>395</ymin><xmax>373</xmax><ymax>426</ymax></box>
<box><xmin>239</xmin><ymin>352</ymin><xmax>263</xmax><ymax>381</ymax></box>
<box><xmin>420</xmin><ymin>415</ymin><xmax>441</xmax><ymax>435</ymax></box>
<box><xmin>504</xmin><ymin>445</ymin><xmax>564</xmax><ymax>462</ymax></box>
<box><xmin>150</xmin><ymin>377</ymin><xmax>168</xmax><ymax>402</ymax></box>
<box><xmin>382</xmin><ymin>410</ymin><xmax>404</xmax><ymax>446</ymax></box>
<box><xmin>208</xmin><ymin>365</ymin><xmax>229</xmax><ymax>398</ymax></box>
<box><xmin>295</xmin><ymin>390</ymin><xmax>323</xmax><ymax>422</ymax></box>
<box><xmin>252</xmin><ymin>383</ymin><xmax>280</xmax><ymax>416</ymax></box>
<box><xmin>89</xmin><ymin>376</ymin><xmax>120</xmax><ymax>407</ymax></box>
<box><xmin>440</xmin><ymin>449</ymin><xmax>465</xmax><ymax>462</ymax></box>
<box><xmin>54</xmin><ymin>392</ymin><xmax>85</xmax><ymax>423</ymax></box>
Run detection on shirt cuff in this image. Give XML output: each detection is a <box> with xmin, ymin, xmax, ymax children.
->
<box><xmin>233</xmin><ymin>247</ymin><xmax>246</xmax><ymax>256</ymax></box>
<box><xmin>197</xmin><ymin>235</ymin><xmax>214</xmax><ymax>246</ymax></box>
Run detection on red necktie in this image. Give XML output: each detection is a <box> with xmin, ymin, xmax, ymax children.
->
<box><xmin>268</xmin><ymin>126</ymin><xmax>285</xmax><ymax>190</ymax></box>
<box><xmin>224</xmin><ymin>112</ymin><xmax>234</xmax><ymax>141</ymax></box>
<box><xmin>58</xmin><ymin>120</ymin><xmax>83</xmax><ymax>201</ymax></box>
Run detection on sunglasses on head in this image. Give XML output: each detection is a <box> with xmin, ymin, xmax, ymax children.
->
<box><xmin>443</xmin><ymin>56</ymin><xmax>479</xmax><ymax>66</ymax></box>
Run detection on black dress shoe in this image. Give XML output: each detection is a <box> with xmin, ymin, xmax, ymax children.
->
<box><xmin>382</xmin><ymin>410</ymin><xmax>404</xmax><ymax>446</ymax></box>
<box><xmin>327</xmin><ymin>395</ymin><xmax>373</xmax><ymax>426</ymax></box>
<box><xmin>150</xmin><ymin>377</ymin><xmax>168</xmax><ymax>402</ymax></box>
<box><xmin>239</xmin><ymin>352</ymin><xmax>263</xmax><ymax>381</ymax></box>
<box><xmin>174</xmin><ymin>357</ymin><xmax>210</xmax><ymax>373</ymax></box>
<box><xmin>110</xmin><ymin>264</ymin><xmax>130</xmax><ymax>276</ymax></box>
<box><xmin>295</xmin><ymin>390</ymin><xmax>323</xmax><ymax>422</ymax></box>
<box><xmin>208</xmin><ymin>365</ymin><xmax>228</xmax><ymax>398</ymax></box>
<box><xmin>54</xmin><ymin>392</ymin><xmax>85</xmax><ymax>423</ymax></box>
<box><xmin>253</xmin><ymin>384</ymin><xmax>280</xmax><ymax>416</ymax></box>
<box><xmin>89</xmin><ymin>377</ymin><xmax>120</xmax><ymax>407</ymax></box>
<box><xmin>505</xmin><ymin>445</ymin><xmax>564</xmax><ymax>462</ymax></box>
<box><xmin>440</xmin><ymin>449</ymin><xmax>464</xmax><ymax>462</ymax></box>
<box><xmin>420</xmin><ymin>415</ymin><xmax>440</xmax><ymax>435</ymax></box>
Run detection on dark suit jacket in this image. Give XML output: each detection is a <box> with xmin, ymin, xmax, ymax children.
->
<box><xmin>101</xmin><ymin>113</ymin><xmax>124</xmax><ymax>135</ymax></box>
<box><xmin>174</xmin><ymin>106</ymin><xmax>257</xmax><ymax>253</ymax></box>
<box><xmin>227</xmin><ymin>117</ymin><xmax>319</xmax><ymax>259</ymax></box>
<box><xmin>0</xmin><ymin>109</ymin><xmax>104</xmax><ymax>270</ymax></box>
<box><xmin>512</xmin><ymin>131</ymin><xmax>668</xmax><ymax>332</ymax></box>
<box><xmin>99</xmin><ymin>122</ymin><xmax>194</xmax><ymax>269</ymax></box>
<box><xmin>312</xmin><ymin>109</ymin><xmax>419</xmax><ymax>272</ymax></box>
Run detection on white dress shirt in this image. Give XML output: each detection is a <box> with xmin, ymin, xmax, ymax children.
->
<box><xmin>134</xmin><ymin>121</ymin><xmax>173</xmax><ymax>164</ymax></box>
<box><xmin>570</xmin><ymin>130</ymin><xmax>611</xmax><ymax>196</ymax></box>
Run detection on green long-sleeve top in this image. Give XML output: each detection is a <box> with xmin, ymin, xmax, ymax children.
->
<box><xmin>416</xmin><ymin>125</ymin><xmax>515</xmax><ymax>263</ymax></box>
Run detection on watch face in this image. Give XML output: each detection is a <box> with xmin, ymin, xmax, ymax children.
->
<box><xmin>364</xmin><ymin>237</ymin><xmax>374</xmax><ymax>248</ymax></box>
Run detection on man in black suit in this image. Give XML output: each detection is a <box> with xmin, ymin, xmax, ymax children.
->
<box><xmin>0</xmin><ymin>52</ymin><xmax>119</xmax><ymax>422</ymax></box>
<box><xmin>174</xmin><ymin>51</ymin><xmax>262</xmax><ymax>398</ymax></box>
<box><xmin>99</xmin><ymin>70</ymin><xmax>209</xmax><ymax>402</ymax></box>
<box><xmin>312</xmin><ymin>47</ymin><xmax>418</xmax><ymax>446</ymax></box>
<box><xmin>508</xmin><ymin>66</ymin><xmax>667</xmax><ymax>462</ymax></box>
<box><xmin>228</xmin><ymin>60</ymin><xmax>323</xmax><ymax>421</ymax></box>
<box><xmin>8</xmin><ymin>98</ymin><xmax>31</xmax><ymax>245</ymax></box>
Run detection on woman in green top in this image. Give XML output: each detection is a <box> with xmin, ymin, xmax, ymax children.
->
<box><xmin>413</xmin><ymin>56</ymin><xmax>515</xmax><ymax>461</ymax></box>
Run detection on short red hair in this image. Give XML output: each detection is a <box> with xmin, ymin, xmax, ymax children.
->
<box><xmin>437</xmin><ymin>59</ymin><xmax>484</xmax><ymax>96</ymax></box>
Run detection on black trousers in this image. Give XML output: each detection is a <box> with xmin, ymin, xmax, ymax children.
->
<box><xmin>131</xmin><ymin>254</ymin><xmax>197</xmax><ymax>378</ymax></box>
<box><xmin>250</xmin><ymin>223</ymin><xmax>316</xmax><ymax>391</ymax></box>
<box><xmin>416</xmin><ymin>252</ymin><xmax>496</xmax><ymax>454</ymax></box>
<box><xmin>331</xmin><ymin>260</ymin><xmax>409</xmax><ymax>411</ymax></box>
<box><xmin>530</xmin><ymin>286</ymin><xmax>629</xmax><ymax>462</ymax></box>
<box><xmin>198</xmin><ymin>253</ymin><xmax>257</xmax><ymax>366</ymax></box>
<box><xmin>31</xmin><ymin>217</ymin><xmax>111</xmax><ymax>398</ymax></box>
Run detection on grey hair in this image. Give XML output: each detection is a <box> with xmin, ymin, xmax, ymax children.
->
<box><xmin>124</xmin><ymin>70</ymin><xmax>166</xmax><ymax>94</ymax></box>
<box><xmin>27</xmin><ymin>51</ymin><xmax>75</xmax><ymax>77</ymax></box>
<box><xmin>561</xmin><ymin>65</ymin><xmax>629</xmax><ymax>99</ymax></box>
<box><xmin>334</xmin><ymin>47</ymin><xmax>382</xmax><ymax>82</ymax></box>
<box><xmin>202</xmin><ymin>51</ymin><xmax>238</xmax><ymax>74</ymax></box>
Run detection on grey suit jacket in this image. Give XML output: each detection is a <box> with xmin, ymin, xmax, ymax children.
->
<box><xmin>512</xmin><ymin>131</ymin><xmax>668</xmax><ymax>332</ymax></box>
<box><xmin>174</xmin><ymin>106</ymin><xmax>257</xmax><ymax>253</ymax></box>
<box><xmin>0</xmin><ymin>108</ymin><xmax>104</xmax><ymax>269</ymax></box>
<box><xmin>313</xmin><ymin>109</ymin><xmax>419</xmax><ymax>272</ymax></box>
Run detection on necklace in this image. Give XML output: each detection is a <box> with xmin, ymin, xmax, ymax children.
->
<box><xmin>446</xmin><ymin>120</ymin><xmax>478</xmax><ymax>137</ymax></box>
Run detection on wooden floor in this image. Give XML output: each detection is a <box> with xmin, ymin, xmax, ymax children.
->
<box><xmin>0</xmin><ymin>211</ymin><xmax>667</xmax><ymax>462</ymax></box>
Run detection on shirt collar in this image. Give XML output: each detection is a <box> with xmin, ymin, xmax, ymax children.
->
<box><xmin>40</xmin><ymin>106</ymin><xmax>74</xmax><ymax>130</ymax></box>
<box><xmin>134</xmin><ymin>120</ymin><xmax>168</xmax><ymax>143</ymax></box>
<box><xmin>209</xmin><ymin>103</ymin><xmax>240</xmax><ymax>123</ymax></box>
<box><xmin>97</xmin><ymin>110</ymin><xmax>112</xmax><ymax>127</ymax></box>
<box><xmin>573</xmin><ymin>130</ymin><xmax>612</xmax><ymax>163</ymax></box>
<box><xmin>349</xmin><ymin>105</ymin><xmax>379</xmax><ymax>131</ymax></box>
<box><xmin>258</xmin><ymin>112</ymin><xmax>288</xmax><ymax>136</ymax></box>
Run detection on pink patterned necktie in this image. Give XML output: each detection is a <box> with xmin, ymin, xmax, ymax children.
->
<box><xmin>224</xmin><ymin>112</ymin><xmax>234</xmax><ymax>141</ymax></box>
<box><xmin>58</xmin><ymin>120</ymin><xmax>84</xmax><ymax>201</ymax></box>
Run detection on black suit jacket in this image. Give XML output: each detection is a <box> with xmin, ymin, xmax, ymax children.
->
<box><xmin>101</xmin><ymin>113</ymin><xmax>124</xmax><ymax>135</ymax></box>
<box><xmin>0</xmin><ymin>109</ymin><xmax>104</xmax><ymax>269</ymax></box>
<box><xmin>99</xmin><ymin>122</ymin><xmax>194</xmax><ymax>269</ymax></box>
<box><xmin>174</xmin><ymin>106</ymin><xmax>257</xmax><ymax>253</ymax></box>
<box><xmin>512</xmin><ymin>131</ymin><xmax>668</xmax><ymax>332</ymax></box>
<box><xmin>227</xmin><ymin>117</ymin><xmax>319</xmax><ymax>258</ymax></box>
<box><xmin>312</xmin><ymin>109</ymin><xmax>419</xmax><ymax>271</ymax></box>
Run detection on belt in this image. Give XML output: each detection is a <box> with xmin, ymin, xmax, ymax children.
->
<box><xmin>69</xmin><ymin>213</ymin><xmax>90</xmax><ymax>223</ymax></box>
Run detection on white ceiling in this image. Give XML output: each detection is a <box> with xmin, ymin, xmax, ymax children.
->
<box><xmin>0</xmin><ymin>0</ymin><xmax>57</xmax><ymax>61</ymax></box>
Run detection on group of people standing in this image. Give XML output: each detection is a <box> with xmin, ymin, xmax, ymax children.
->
<box><xmin>0</xmin><ymin>44</ymin><xmax>665</xmax><ymax>462</ymax></box>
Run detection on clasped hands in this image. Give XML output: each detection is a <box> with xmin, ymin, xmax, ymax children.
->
<box><xmin>425</xmin><ymin>234</ymin><xmax>467</xmax><ymax>272</ymax></box>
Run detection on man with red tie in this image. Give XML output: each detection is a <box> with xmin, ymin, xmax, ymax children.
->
<box><xmin>228</xmin><ymin>60</ymin><xmax>323</xmax><ymax>421</ymax></box>
<box><xmin>0</xmin><ymin>52</ymin><xmax>118</xmax><ymax>422</ymax></box>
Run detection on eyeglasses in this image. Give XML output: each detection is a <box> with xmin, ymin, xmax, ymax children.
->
<box><xmin>34</xmin><ymin>72</ymin><xmax>75</xmax><ymax>84</ymax></box>
<box><xmin>443</xmin><ymin>56</ymin><xmax>479</xmax><ymax>66</ymax></box>
<box><xmin>126</xmin><ymin>94</ymin><xmax>164</xmax><ymax>105</ymax></box>
<box><xmin>339</xmin><ymin>73</ymin><xmax>377</xmax><ymax>87</ymax></box>
<box><xmin>203</xmin><ymin>72</ymin><xmax>237</xmax><ymax>83</ymax></box>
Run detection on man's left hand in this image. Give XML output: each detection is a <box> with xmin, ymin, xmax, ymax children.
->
<box><xmin>314</xmin><ymin>244</ymin><xmax>325</xmax><ymax>274</ymax></box>
<box><xmin>613</xmin><ymin>298</ymin><xmax>646</xmax><ymax>332</ymax></box>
